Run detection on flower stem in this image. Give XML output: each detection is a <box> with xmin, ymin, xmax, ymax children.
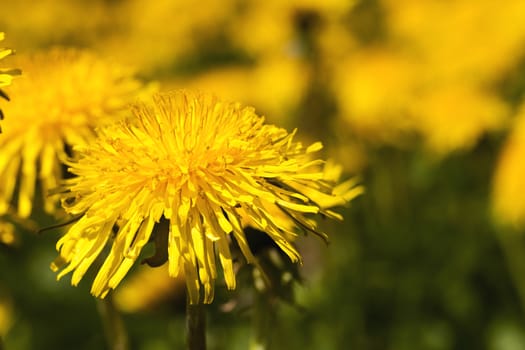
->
<box><xmin>96</xmin><ymin>293</ymin><xmax>129</xmax><ymax>350</ymax></box>
<box><xmin>186</xmin><ymin>297</ymin><xmax>206</xmax><ymax>350</ymax></box>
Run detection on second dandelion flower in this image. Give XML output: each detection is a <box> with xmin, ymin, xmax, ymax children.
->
<box><xmin>0</xmin><ymin>48</ymin><xmax>147</xmax><ymax>219</ymax></box>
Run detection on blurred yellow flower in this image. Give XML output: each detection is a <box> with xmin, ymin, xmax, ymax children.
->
<box><xmin>330</xmin><ymin>0</ymin><xmax>525</xmax><ymax>154</ymax></box>
<box><xmin>227</xmin><ymin>0</ymin><xmax>296</xmax><ymax>57</ymax></box>
<box><xmin>98</xmin><ymin>0</ymin><xmax>235</xmax><ymax>73</ymax></box>
<box><xmin>228</xmin><ymin>0</ymin><xmax>354</xmax><ymax>58</ymax></box>
<box><xmin>0</xmin><ymin>48</ymin><xmax>146</xmax><ymax>218</ymax></box>
<box><xmin>249</xmin><ymin>55</ymin><xmax>311</xmax><ymax>121</ymax></box>
<box><xmin>333</xmin><ymin>50</ymin><xmax>417</xmax><ymax>143</ymax></box>
<box><xmin>492</xmin><ymin>106</ymin><xmax>525</xmax><ymax>228</ymax></box>
<box><xmin>165</xmin><ymin>67</ymin><xmax>250</xmax><ymax>109</ymax></box>
<box><xmin>165</xmin><ymin>54</ymin><xmax>310</xmax><ymax>126</ymax></box>
<box><xmin>383</xmin><ymin>0</ymin><xmax>525</xmax><ymax>84</ymax></box>
<box><xmin>0</xmin><ymin>0</ymin><xmax>108</xmax><ymax>50</ymax></box>
<box><xmin>51</xmin><ymin>90</ymin><xmax>361</xmax><ymax>304</ymax></box>
<box><xmin>384</xmin><ymin>0</ymin><xmax>525</xmax><ymax>152</ymax></box>
<box><xmin>411</xmin><ymin>85</ymin><xmax>509</xmax><ymax>154</ymax></box>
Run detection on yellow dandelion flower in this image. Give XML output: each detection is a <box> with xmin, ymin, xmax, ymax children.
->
<box><xmin>0</xmin><ymin>48</ymin><xmax>146</xmax><ymax>218</ymax></box>
<box><xmin>51</xmin><ymin>90</ymin><xmax>362</xmax><ymax>304</ymax></box>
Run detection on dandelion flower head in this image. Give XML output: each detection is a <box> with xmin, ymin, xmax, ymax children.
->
<box><xmin>52</xmin><ymin>90</ymin><xmax>362</xmax><ymax>303</ymax></box>
<box><xmin>0</xmin><ymin>48</ymin><xmax>145</xmax><ymax>218</ymax></box>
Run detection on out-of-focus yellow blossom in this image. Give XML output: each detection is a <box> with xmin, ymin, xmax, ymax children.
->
<box><xmin>249</xmin><ymin>55</ymin><xmax>311</xmax><ymax>122</ymax></box>
<box><xmin>383</xmin><ymin>0</ymin><xmax>525</xmax><ymax>84</ymax></box>
<box><xmin>51</xmin><ymin>90</ymin><xmax>362</xmax><ymax>304</ymax></box>
<box><xmin>411</xmin><ymin>85</ymin><xmax>509</xmax><ymax>154</ymax></box>
<box><xmin>383</xmin><ymin>0</ymin><xmax>525</xmax><ymax>151</ymax></box>
<box><xmin>164</xmin><ymin>66</ymin><xmax>250</xmax><ymax>109</ymax></box>
<box><xmin>165</xmin><ymin>54</ymin><xmax>310</xmax><ymax>126</ymax></box>
<box><xmin>333</xmin><ymin>50</ymin><xmax>417</xmax><ymax>143</ymax></box>
<box><xmin>0</xmin><ymin>48</ymin><xmax>147</xmax><ymax>219</ymax></box>
<box><xmin>492</xmin><ymin>106</ymin><xmax>525</xmax><ymax>228</ymax></box>
<box><xmin>114</xmin><ymin>264</ymin><xmax>185</xmax><ymax>313</ymax></box>
<box><xmin>228</xmin><ymin>0</ymin><xmax>354</xmax><ymax>58</ymax></box>
<box><xmin>98</xmin><ymin>0</ymin><xmax>235</xmax><ymax>73</ymax></box>
<box><xmin>329</xmin><ymin>0</ymin><xmax>525</xmax><ymax>154</ymax></box>
<box><xmin>0</xmin><ymin>1</ymin><xmax>107</xmax><ymax>50</ymax></box>
<box><xmin>334</xmin><ymin>52</ymin><xmax>510</xmax><ymax>151</ymax></box>
<box><xmin>227</xmin><ymin>0</ymin><xmax>298</xmax><ymax>57</ymax></box>
<box><xmin>162</xmin><ymin>66</ymin><xmax>252</xmax><ymax>117</ymax></box>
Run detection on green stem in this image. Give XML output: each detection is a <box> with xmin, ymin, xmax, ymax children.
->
<box><xmin>96</xmin><ymin>293</ymin><xmax>129</xmax><ymax>350</ymax></box>
<box><xmin>186</xmin><ymin>297</ymin><xmax>206</xmax><ymax>350</ymax></box>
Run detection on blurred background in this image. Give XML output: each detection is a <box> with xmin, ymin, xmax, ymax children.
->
<box><xmin>2</xmin><ymin>0</ymin><xmax>525</xmax><ymax>349</ymax></box>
